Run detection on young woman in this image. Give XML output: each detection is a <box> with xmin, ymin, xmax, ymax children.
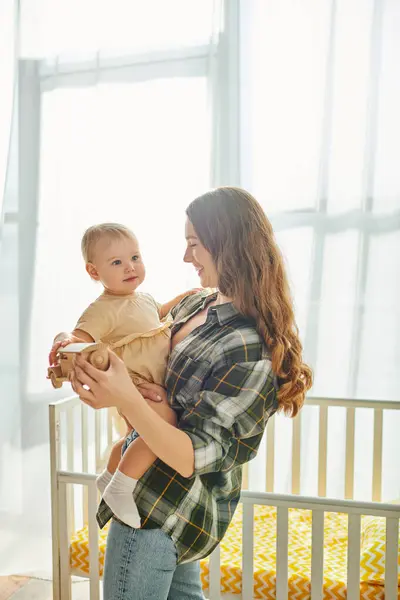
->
<box><xmin>70</xmin><ymin>187</ymin><xmax>313</xmax><ymax>599</ymax></box>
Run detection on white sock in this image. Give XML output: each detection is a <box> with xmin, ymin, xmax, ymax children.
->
<box><xmin>96</xmin><ymin>469</ymin><xmax>113</xmax><ymax>496</ymax></box>
<box><xmin>103</xmin><ymin>469</ymin><xmax>141</xmax><ymax>529</ymax></box>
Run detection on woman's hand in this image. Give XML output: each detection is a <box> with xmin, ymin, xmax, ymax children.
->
<box><xmin>70</xmin><ymin>350</ymin><xmax>135</xmax><ymax>410</ymax></box>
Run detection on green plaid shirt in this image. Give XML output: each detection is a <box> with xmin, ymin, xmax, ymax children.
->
<box><xmin>97</xmin><ymin>291</ymin><xmax>278</xmax><ymax>563</ymax></box>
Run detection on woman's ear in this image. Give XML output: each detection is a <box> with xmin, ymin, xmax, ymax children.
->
<box><xmin>86</xmin><ymin>262</ymin><xmax>100</xmax><ymax>281</ymax></box>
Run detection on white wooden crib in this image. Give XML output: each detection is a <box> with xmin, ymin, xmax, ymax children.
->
<box><xmin>49</xmin><ymin>396</ymin><xmax>400</xmax><ymax>600</ymax></box>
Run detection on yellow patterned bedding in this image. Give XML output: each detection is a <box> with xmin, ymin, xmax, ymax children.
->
<box><xmin>70</xmin><ymin>505</ymin><xmax>400</xmax><ymax>599</ymax></box>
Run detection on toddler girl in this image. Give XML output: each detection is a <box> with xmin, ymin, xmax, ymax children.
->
<box><xmin>49</xmin><ymin>223</ymin><xmax>197</xmax><ymax>528</ymax></box>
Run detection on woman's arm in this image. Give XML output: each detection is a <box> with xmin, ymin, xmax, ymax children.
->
<box><xmin>71</xmin><ymin>350</ymin><xmax>278</xmax><ymax>479</ymax></box>
<box><xmin>70</xmin><ymin>352</ymin><xmax>195</xmax><ymax>477</ymax></box>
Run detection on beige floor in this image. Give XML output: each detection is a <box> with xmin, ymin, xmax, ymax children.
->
<box><xmin>0</xmin><ymin>577</ymin><xmax>99</xmax><ymax>600</ymax></box>
<box><xmin>0</xmin><ymin>577</ymin><xmax>29</xmax><ymax>600</ymax></box>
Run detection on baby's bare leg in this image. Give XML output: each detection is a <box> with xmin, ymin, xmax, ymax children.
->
<box><xmin>103</xmin><ymin>398</ymin><xmax>177</xmax><ymax>529</ymax></box>
<box><xmin>119</xmin><ymin>398</ymin><xmax>177</xmax><ymax>478</ymax></box>
<box><xmin>107</xmin><ymin>438</ymin><xmax>126</xmax><ymax>473</ymax></box>
<box><xmin>97</xmin><ymin>437</ymin><xmax>128</xmax><ymax>495</ymax></box>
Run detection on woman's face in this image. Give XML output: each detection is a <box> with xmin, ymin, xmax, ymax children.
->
<box><xmin>184</xmin><ymin>219</ymin><xmax>218</xmax><ymax>288</ymax></box>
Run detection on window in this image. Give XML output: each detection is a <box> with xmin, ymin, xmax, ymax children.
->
<box><xmin>240</xmin><ymin>0</ymin><xmax>400</xmax><ymax>401</ymax></box>
<box><xmin>27</xmin><ymin>77</ymin><xmax>210</xmax><ymax>393</ymax></box>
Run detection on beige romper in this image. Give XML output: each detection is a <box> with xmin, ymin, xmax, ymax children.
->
<box><xmin>75</xmin><ymin>290</ymin><xmax>171</xmax><ymax>385</ymax></box>
<box><xmin>75</xmin><ymin>291</ymin><xmax>171</xmax><ymax>434</ymax></box>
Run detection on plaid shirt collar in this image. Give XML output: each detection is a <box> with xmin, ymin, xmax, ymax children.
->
<box><xmin>200</xmin><ymin>292</ymin><xmax>242</xmax><ymax>327</ymax></box>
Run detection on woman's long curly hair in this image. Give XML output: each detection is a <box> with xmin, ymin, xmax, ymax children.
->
<box><xmin>186</xmin><ymin>186</ymin><xmax>313</xmax><ymax>417</ymax></box>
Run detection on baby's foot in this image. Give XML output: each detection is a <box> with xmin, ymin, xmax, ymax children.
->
<box><xmin>96</xmin><ymin>469</ymin><xmax>113</xmax><ymax>496</ymax></box>
<box><xmin>103</xmin><ymin>469</ymin><xmax>141</xmax><ymax>528</ymax></box>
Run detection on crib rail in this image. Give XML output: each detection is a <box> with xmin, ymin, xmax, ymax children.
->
<box><xmin>53</xmin><ymin>470</ymin><xmax>400</xmax><ymax>600</ymax></box>
<box><xmin>50</xmin><ymin>399</ymin><xmax>118</xmax><ymax>600</ymax></box>
<box><xmin>50</xmin><ymin>394</ymin><xmax>400</xmax><ymax>503</ymax></box>
<box><xmin>265</xmin><ymin>396</ymin><xmax>400</xmax><ymax>501</ymax></box>
<box><xmin>208</xmin><ymin>491</ymin><xmax>400</xmax><ymax>600</ymax></box>
<box><xmin>49</xmin><ymin>394</ymin><xmax>400</xmax><ymax>600</ymax></box>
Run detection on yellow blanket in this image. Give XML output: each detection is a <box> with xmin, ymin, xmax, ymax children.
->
<box><xmin>70</xmin><ymin>505</ymin><xmax>400</xmax><ymax>599</ymax></box>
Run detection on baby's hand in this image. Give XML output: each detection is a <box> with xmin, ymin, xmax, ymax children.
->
<box><xmin>48</xmin><ymin>334</ymin><xmax>85</xmax><ymax>366</ymax></box>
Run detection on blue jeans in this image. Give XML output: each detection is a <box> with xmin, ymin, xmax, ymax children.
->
<box><xmin>103</xmin><ymin>518</ymin><xmax>205</xmax><ymax>600</ymax></box>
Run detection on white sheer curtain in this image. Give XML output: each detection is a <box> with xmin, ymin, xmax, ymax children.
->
<box><xmin>242</xmin><ymin>0</ymin><xmax>400</xmax><ymax>502</ymax></box>
<box><xmin>0</xmin><ymin>0</ymin><xmax>220</xmax><ymax>576</ymax></box>
<box><xmin>0</xmin><ymin>0</ymin><xmax>21</xmax><ymax>578</ymax></box>
<box><xmin>0</xmin><ymin>1</ymin><xmax>16</xmax><ymax>215</ymax></box>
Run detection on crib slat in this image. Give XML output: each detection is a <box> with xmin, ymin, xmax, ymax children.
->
<box><xmin>291</xmin><ymin>413</ymin><xmax>301</xmax><ymax>494</ymax></box>
<box><xmin>66</xmin><ymin>407</ymin><xmax>75</xmax><ymax>535</ymax></box>
<box><xmin>385</xmin><ymin>518</ymin><xmax>399</xmax><ymax>600</ymax></box>
<box><xmin>242</xmin><ymin>462</ymin><xmax>249</xmax><ymax>490</ymax></box>
<box><xmin>242</xmin><ymin>503</ymin><xmax>254</xmax><ymax>598</ymax></box>
<box><xmin>209</xmin><ymin>543</ymin><xmax>221</xmax><ymax>599</ymax></box>
<box><xmin>347</xmin><ymin>513</ymin><xmax>361</xmax><ymax>600</ymax></box>
<box><xmin>276</xmin><ymin>506</ymin><xmax>289</xmax><ymax>600</ymax></box>
<box><xmin>50</xmin><ymin>406</ymin><xmax>61</xmax><ymax>600</ymax></box>
<box><xmin>67</xmin><ymin>406</ymin><xmax>74</xmax><ymax>470</ymax></box>
<box><xmin>88</xmin><ymin>482</ymin><xmax>100</xmax><ymax>600</ymax></box>
<box><xmin>266</xmin><ymin>416</ymin><xmax>275</xmax><ymax>492</ymax></box>
<box><xmin>81</xmin><ymin>404</ymin><xmax>89</xmax><ymax>524</ymax></box>
<box><xmin>372</xmin><ymin>408</ymin><xmax>383</xmax><ymax>502</ymax></box>
<box><xmin>81</xmin><ymin>404</ymin><xmax>89</xmax><ymax>472</ymax></box>
<box><xmin>107</xmin><ymin>407</ymin><xmax>113</xmax><ymax>448</ymax></box>
<box><xmin>95</xmin><ymin>410</ymin><xmax>102</xmax><ymax>473</ymax></box>
<box><xmin>311</xmin><ymin>510</ymin><xmax>324</xmax><ymax>600</ymax></box>
<box><xmin>345</xmin><ymin>407</ymin><xmax>355</xmax><ymax>499</ymax></box>
<box><xmin>318</xmin><ymin>406</ymin><xmax>328</xmax><ymax>497</ymax></box>
<box><xmin>58</xmin><ymin>482</ymin><xmax>72</xmax><ymax>600</ymax></box>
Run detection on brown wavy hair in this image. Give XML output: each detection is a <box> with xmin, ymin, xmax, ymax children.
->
<box><xmin>186</xmin><ymin>186</ymin><xmax>313</xmax><ymax>416</ymax></box>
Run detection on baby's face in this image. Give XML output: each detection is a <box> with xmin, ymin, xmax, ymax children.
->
<box><xmin>87</xmin><ymin>235</ymin><xmax>145</xmax><ymax>295</ymax></box>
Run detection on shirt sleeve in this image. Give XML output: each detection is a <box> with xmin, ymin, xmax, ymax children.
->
<box><xmin>179</xmin><ymin>360</ymin><xmax>278</xmax><ymax>477</ymax></box>
<box><xmin>74</xmin><ymin>300</ymin><xmax>114</xmax><ymax>342</ymax></box>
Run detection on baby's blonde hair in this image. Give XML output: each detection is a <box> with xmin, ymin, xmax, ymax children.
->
<box><xmin>81</xmin><ymin>223</ymin><xmax>136</xmax><ymax>263</ymax></box>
